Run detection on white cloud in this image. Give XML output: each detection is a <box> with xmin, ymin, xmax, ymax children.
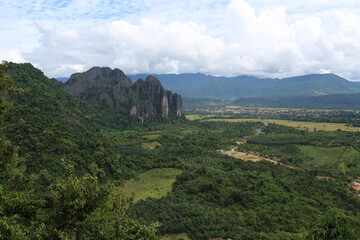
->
<box><xmin>1</xmin><ymin>0</ymin><xmax>360</xmax><ymax>80</ymax></box>
<box><xmin>28</xmin><ymin>19</ymin><xmax>224</xmax><ymax>76</ymax></box>
<box><xmin>2</xmin><ymin>49</ymin><xmax>25</xmax><ymax>62</ymax></box>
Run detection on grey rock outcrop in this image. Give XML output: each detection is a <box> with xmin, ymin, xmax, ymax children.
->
<box><xmin>64</xmin><ymin>67</ymin><xmax>182</xmax><ymax>120</ymax></box>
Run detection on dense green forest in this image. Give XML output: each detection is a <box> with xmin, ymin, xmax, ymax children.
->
<box><xmin>1</xmin><ymin>62</ymin><xmax>360</xmax><ymax>239</ymax></box>
<box><xmin>126</xmin><ymin>123</ymin><xmax>360</xmax><ymax>239</ymax></box>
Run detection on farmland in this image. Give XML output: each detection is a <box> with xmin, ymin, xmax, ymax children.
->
<box><xmin>189</xmin><ymin>116</ymin><xmax>360</xmax><ymax>131</ymax></box>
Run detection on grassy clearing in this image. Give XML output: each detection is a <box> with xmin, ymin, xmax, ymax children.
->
<box><xmin>185</xmin><ymin>114</ymin><xmax>214</xmax><ymax>120</ymax></box>
<box><xmin>160</xmin><ymin>233</ymin><xmax>191</xmax><ymax>240</ymax></box>
<box><xmin>202</xmin><ymin>118</ymin><xmax>360</xmax><ymax>132</ymax></box>
<box><xmin>120</xmin><ymin>168</ymin><xmax>182</xmax><ymax>202</ymax></box>
<box><xmin>141</xmin><ymin>131</ymin><xmax>189</xmax><ymax>140</ymax></box>
<box><xmin>298</xmin><ymin>145</ymin><xmax>360</xmax><ymax>166</ymax></box>
<box><xmin>298</xmin><ymin>146</ymin><xmax>343</xmax><ymax>166</ymax></box>
<box><xmin>141</xmin><ymin>141</ymin><xmax>161</xmax><ymax>150</ymax></box>
<box><xmin>267</xmin><ymin>119</ymin><xmax>360</xmax><ymax>131</ymax></box>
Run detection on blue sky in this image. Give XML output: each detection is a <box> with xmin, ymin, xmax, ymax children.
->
<box><xmin>1</xmin><ymin>0</ymin><xmax>360</xmax><ymax>80</ymax></box>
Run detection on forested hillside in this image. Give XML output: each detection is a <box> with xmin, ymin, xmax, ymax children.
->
<box><xmin>3</xmin><ymin>63</ymin><xmax>133</xmax><ymax>179</ymax></box>
<box><xmin>0</xmin><ymin>62</ymin><xmax>160</xmax><ymax>239</ymax></box>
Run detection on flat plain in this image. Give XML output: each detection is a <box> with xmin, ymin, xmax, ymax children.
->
<box><xmin>189</xmin><ymin>116</ymin><xmax>360</xmax><ymax>132</ymax></box>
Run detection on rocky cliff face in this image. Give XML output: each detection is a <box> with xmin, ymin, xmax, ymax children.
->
<box><xmin>64</xmin><ymin>67</ymin><xmax>182</xmax><ymax>120</ymax></box>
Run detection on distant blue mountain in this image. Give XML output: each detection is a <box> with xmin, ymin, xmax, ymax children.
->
<box><xmin>232</xmin><ymin>92</ymin><xmax>360</xmax><ymax>109</ymax></box>
<box><xmin>56</xmin><ymin>77</ymin><xmax>69</xmax><ymax>82</ymax></box>
<box><xmin>129</xmin><ymin>73</ymin><xmax>360</xmax><ymax>99</ymax></box>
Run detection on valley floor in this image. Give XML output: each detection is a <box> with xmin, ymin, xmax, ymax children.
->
<box><xmin>109</xmin><ymin>119</ymin><xmax>360</xmax><ymax>239</ymax></box>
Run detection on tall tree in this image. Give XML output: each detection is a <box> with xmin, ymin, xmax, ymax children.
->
<box><xmin>0</xmin><ymin>61</ymin><xmax>23</xmax><ymax>117</ymax></box>
<box><xmin>307</xmin><ymin>208</ymin><xmax>360</xmax><ymax>240</ymax></box>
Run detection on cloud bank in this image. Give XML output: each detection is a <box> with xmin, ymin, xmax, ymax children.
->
<box><xmin>2</xmin><ymin>0</ymin><xmax>360</xmax><ymax>80</ymax></box>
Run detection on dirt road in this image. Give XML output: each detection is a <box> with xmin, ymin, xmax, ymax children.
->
<box><xmin>221</xmin><ymin>142</ymin><xmax>296</xmax><ymax>169</ymax></box>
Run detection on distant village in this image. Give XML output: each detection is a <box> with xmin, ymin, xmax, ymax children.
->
<box><xmin>187</xmin><ymin>107</ymin><xmax>354</xmax><ymax>119</ymax></box>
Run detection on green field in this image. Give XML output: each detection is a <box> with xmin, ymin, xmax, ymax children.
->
<box><xmin>160</xmin><ymin>233</ymin><xmax>191</xmax><ymax>240</ymax></box>
<box><xmin>120</xmin><ymin>168</ymin><xmax>182</xmax><ymax>202</ymax></box>
<box><xmin>298</xmin><ymin>145</ymin><xmax>360</xmax><ymax>166</ymax></box>
<box><xmin>266</xmin><ymin>119</ymin><xmax>360</xmax><ymax>132</ymax></box>
<box><xmin>198</xmin><ymin>117</ymin><xmax>360</xmax><ymax>132</ymax></box>
<box><xmin>185</xmin><ymin>114</ymin><xmax>215</xmax><ymax>120</ymax></box>
<box><xmin>141</xmin><ymin>141</ymin><xmax>162</xmax><ymax>149</ymax></box>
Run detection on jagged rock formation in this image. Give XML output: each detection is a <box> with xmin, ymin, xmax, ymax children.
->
<box><xmin>64</xmin><ymin>67</ymin><xmax>182</xmax><ymax>120</ymax></box>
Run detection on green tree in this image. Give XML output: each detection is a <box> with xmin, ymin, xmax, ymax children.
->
<box><xmin>0</xmin><ymin>61</ymin><xmax>24</xmax><ymax>118</ymax></box>
<box><xmin>44</xmin><ymin>167</ymin><xmax>159</xmax><ymax>239</ymax></box>
<box><xmin>307</xmin><ymin>208</ymin><xmax>360</xmax><ymax>240</ymax></box>
<box><xmin>0</xmin><ymin>61</ymin><xmax>45</xmax><ymax>240</ymax></box>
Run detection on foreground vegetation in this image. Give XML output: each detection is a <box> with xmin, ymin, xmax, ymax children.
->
<box><xmin>1</xmin><ymin>62</ymin><xmax>360</xmax><ymax>239</ymax></box>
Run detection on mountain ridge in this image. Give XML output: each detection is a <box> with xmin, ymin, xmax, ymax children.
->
<box><xmin>129</xmin><ymin>72</ymin><xmax>360</xmax><ymax>99</ymax></box>
<box><xmin>58</xmin><ymin>72</ymin><xmax>360</xmax><ymax>99</ymax></box>
<box><xmin>64</xmin><ymin>67</ymin><xmax>183</xmax><ymax>121</ymax></box>
<box><xmin>232</xmin><ymin>92</ymin><xmax>360</xmax><ymax>109</ymax></box>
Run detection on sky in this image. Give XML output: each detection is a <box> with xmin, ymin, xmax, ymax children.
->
<box><xmin>1</xmin><ymin>0</ymin><xmax>360</xmax><ymax>80</ymax></box>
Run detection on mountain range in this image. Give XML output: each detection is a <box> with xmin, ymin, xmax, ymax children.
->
<box><xmin>129</xmin><ymin>73</ymin><xmax>360</xmax><ymax>99</ymax></box>
<box><xmin>232</xmin><ymin>92</ymin><xmax>360</xmax><ymax>109</ymax></box>
<box><xmin>59</xmin><ymin>72</ymin><xmax>360</xmax><ymax>100</ymax></box>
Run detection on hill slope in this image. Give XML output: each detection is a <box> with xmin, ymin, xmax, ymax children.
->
<box><xmin>3</xmin><ymin>63</ymin><xmax>134</xmax><ymax>179</ymax></box>
<box><xmin>129</xmin><ymin>73</ymin><xmax>360</xmax><ymax>99</ymax></box>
